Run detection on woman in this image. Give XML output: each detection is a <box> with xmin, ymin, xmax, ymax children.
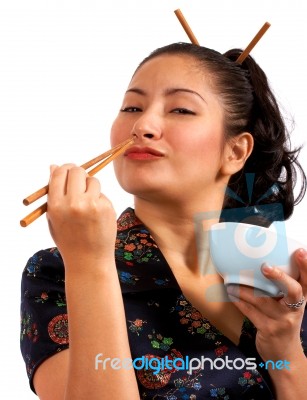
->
<box><xmin>21</xmin><ymin>43</ymin><xmax>307</xmax><ymax>399</ymax></box>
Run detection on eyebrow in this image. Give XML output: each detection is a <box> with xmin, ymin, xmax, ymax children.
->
<box><xmin>125</xmin><ymin>87</ymin><xmax>206</xmax><ymax>103</ymax></box>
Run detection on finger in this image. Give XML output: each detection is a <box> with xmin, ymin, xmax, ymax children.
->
<box><xmin>226</xmin><ymin>284</ymin><xmax>271</xmax><ymax>309</ymax></box>
<box><xmin>261</xmin><ymin>264</ymin><xmax>304</xmax><ymax>312</ymax></box>
<box><xmin>226</xmin><ymin>285</ymin><xmax>270</xmax><ymax>325</ymax></box>
<box><xmin>66</xmin><ymin>166</ymin><xmax>87</xmax><ymax>196</ymax></box>
<box><xmin>226</xmin><ymin>283</ymin><xmax>303</xmax><ymax>337</ymax></box>
<box><xmin>295</xmin><ymin>248</ymin><xmax>307</xmax><ymax>295</ymax></box>
<box><xmin>85</xmin><ymin>176</ymin><xmax>101</xmax><ymax>196</ymax></box>
<box><xmin>226</xmin><ymin>279</ymin><xmax>296</xmax><ymax>321</ymax></box>
<box><xmin>226</xmin><ymin>284</ymin><xmax>288</xmax><ymax>332</ymax></box>
<box><xmin>48</xmin><ymin>164</ymin><xmax>76</xmax><ymax>199</ymax></box>
<box><xmin>49</xmin><ymin>164</ymin><xmax>58</xmax><ymax>176</ymax></box>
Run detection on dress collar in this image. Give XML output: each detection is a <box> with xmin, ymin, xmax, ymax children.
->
<box><xmin>115</xmin><ymin>208</ymin><xmax>180</xmax><ymax>293</ymax></box>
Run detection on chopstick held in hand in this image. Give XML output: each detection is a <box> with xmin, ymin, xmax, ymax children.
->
<box><xmin>20</xmin><ymin>137</ymin><xmax>134</xmax><ymax>227</ymax></box>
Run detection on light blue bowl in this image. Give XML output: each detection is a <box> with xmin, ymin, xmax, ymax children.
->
<box><xmin>209</xmin><ymin>222</ymin><xmax>301</xmax><ymax>296</ymax></box>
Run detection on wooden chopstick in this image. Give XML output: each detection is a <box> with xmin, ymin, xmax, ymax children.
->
<box><xmin>20</xmin><ymin>203</ymin><xmax>48</xmax><ymax>228</ymax></box>
<box><xmin>174</xmin><ymin>9</ymin><xmax>200</xmax><ymax>45</ymax></box>
<box><xmin>23</xmin><ymin>138</ymin><xmax>133</xmax><ymax>206</ymax></box>
<box><xmin>20</xmin><ymin>137</ymin><xmax>134</xmax><ymax>227</ymax></box>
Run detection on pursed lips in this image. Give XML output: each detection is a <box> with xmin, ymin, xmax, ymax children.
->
<box><xmin>124</xmin><ymin>146</ymin><xmax>165</xmax><ymax>160</ymax></box>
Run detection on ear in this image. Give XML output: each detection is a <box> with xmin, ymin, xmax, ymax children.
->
<box><xmin>220</xmin><ymin>132</ymin><xmax>254</xmax><ymax>176</ymax></box>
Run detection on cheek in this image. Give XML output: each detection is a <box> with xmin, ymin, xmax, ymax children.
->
<box><xmin>171</xmin><ymin>130</ymin><xmax>223</xmax><ymax>161</ymax></box>
<box><xmin>110</xmin><ymin>118</ymin><xmax>126</xmax><ymax>147</ymax></box>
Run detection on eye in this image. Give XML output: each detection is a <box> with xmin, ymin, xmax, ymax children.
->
<box><xmin>120</xmin><ymin>107</ymin><xmax>142</xmax><ymax>112</ymax></box>
<box><xmin>171</xmin><ymin>108</ymin><xmax>196</xmax><ymax>115</ymax></box>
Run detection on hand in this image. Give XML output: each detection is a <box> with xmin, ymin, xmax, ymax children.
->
<box><xmin>226</xmin><ymin>248</ymin><xmax>307</xmax><ymax>362</ymax></box>
<box><xmin>47</xmin><ymin>164</ymin><xmax>117</xmax><ymax>270</ymax></box>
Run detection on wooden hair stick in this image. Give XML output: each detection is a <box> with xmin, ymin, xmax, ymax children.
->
<box><xmin>174</xmin><ymin>9</ymin><xmax>200</xmax><ymax>45</ymax></box>
<box><xmin>236</xmin><ymin>22</ymin><xmax>271</xmax><ymax>64</ymax></box>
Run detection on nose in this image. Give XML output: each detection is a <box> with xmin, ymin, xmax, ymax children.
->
<box><xmin>131</xmin><ymin>112</ymin><xmax>162</xmax><ymax>141</ymax></box>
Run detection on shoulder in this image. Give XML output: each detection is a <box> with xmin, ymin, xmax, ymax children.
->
<box><xmin>21</xmin><ymin>247</ymin><xmax>66</xmax><ymax>316</ymax></box>
<box><xmin>22</xmin><ymin>247</ymin><xmax>64</xmax><ymax>284</ymax></box>
<box><xmin>21</xmin><ymin>246</ymin><xmax>66</xmax><ymax>316</ymax></box>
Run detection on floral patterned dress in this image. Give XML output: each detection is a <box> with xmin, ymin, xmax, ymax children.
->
<box><xmin>20</xmin><ymin>208</ymin><xmax>307</xmax><ymax>399</ymax></box>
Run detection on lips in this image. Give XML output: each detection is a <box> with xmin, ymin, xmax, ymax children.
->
<box><xmin>124</xmin><ymin>146</ymin><xmax>164</xmax><ymax>159</ymax></box>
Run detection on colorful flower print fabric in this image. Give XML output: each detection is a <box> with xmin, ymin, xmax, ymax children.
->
<box><xmin>20</xmin><ymin>208</ymin><xmax>307</xmax><ymax>399</ymax></box>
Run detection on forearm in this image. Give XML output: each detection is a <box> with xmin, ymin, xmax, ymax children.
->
<box><xmin>269</xmin><ymin>349</ymin><xmax>307</xmax><ymax>400</ymax></box>
<box><xmin>64</xmin><ymin>258</ymin><xmax>140</xmax><ymax>400</ymax></box>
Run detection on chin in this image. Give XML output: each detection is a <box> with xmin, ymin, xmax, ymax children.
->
<box><xmin>116</xmin><ymin>169</ymin><xmax>164</xmax><ymax>192</ymax></box>
<box><xmin>119</xmin><ymin>182</ymin><xmax>162</xmax><ymax>197</ymax></box>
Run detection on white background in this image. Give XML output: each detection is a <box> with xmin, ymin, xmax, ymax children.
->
<box><xmin>0</xmin><ymin>0</ymin><xmax>306</xmax><ymax>398</ymax></box>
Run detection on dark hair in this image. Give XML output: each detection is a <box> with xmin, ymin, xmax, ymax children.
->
<box><xmin>137</xmin><ymin>42</ymin><xmax>306</xmax><ymax>225</ymax></box>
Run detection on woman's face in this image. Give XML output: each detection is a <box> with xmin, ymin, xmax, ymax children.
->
<box><xmin>111</xmin><ymin>54</ymin><xmax>229</xmax><ymax>203</ymax></box>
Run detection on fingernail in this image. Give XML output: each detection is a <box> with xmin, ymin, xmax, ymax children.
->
<box><xmin>261</xmin><ymin>263</ymin><xmax>273</xmax><ymax>274</ymax></box>
<box><xmin>226</xmin><ymin>284</ymin><xmax>239</xmax><ymax>297</ymax></box>
<box><xmin>297</xmin><ymin>248</ymin><xmax>307</xmax><ymax>260</ymax></box>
